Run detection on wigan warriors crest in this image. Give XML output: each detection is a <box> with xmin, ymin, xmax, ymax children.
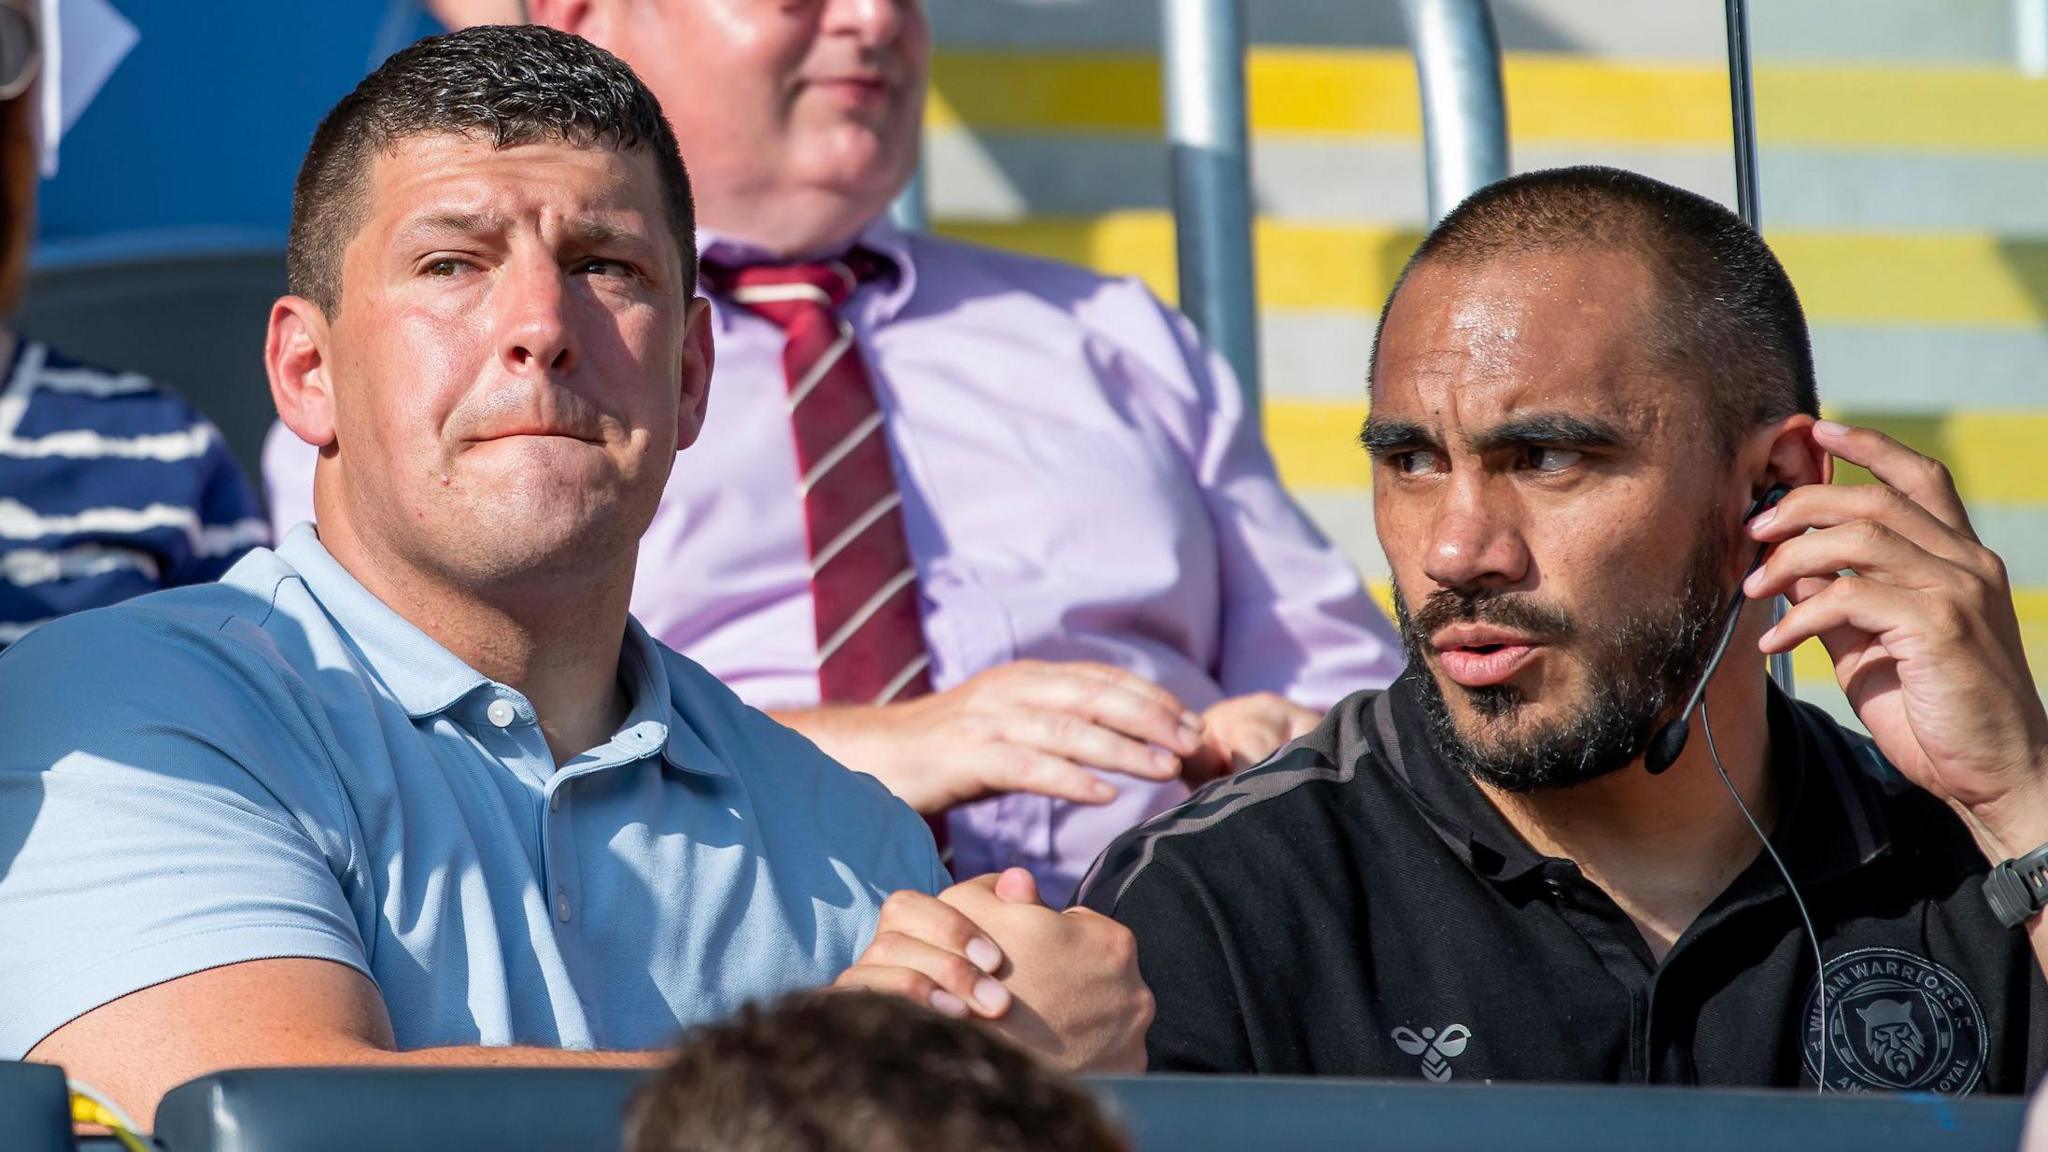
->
<box><xmin>1803</xmin><ymin>947</ymin><xmax>1986</xmax><ymax>1095</ymax></box>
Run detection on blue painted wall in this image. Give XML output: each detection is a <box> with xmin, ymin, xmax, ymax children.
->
<box><xmin>35</xmin><ymin>2</ymin><xmax>440</xmax><ymax>250</ymax></box>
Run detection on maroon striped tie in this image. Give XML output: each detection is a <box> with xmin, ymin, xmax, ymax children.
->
<box><xmin>705</xmin><ymin>256</ymin><xmax>937</xmax><ymax>705</ymax></box>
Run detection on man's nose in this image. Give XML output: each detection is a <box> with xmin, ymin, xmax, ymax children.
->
<box><xmin>498</xmin><ymin>263</ymin><xmax>578</xmax><ymax>377</ymax></box>
<box><xmin>1420</xmin><ymin>484</ymin><xmax>1531</xmax><ymax>592</ymax></box>
<box><xmin>824</xmin><ymin>0</ymin><xmax>907</xmax><ymax>43</ymax></box>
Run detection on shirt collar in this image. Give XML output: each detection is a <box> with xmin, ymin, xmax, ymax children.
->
<box><xmin>615</xmin><ymin>615</ymin><xmax>731</xmax><ymax>778</ymax></box>
<box><xmin>1372</xmin><ymin>667</ymin><xmax>1895</xmax><ymax>889</ymax></box>
<box><xmin>276</xmin><ymin>524</ymin><xmax>490</xmax><ymax>720</ymax></box>
<box><xmin>275</xmin><ymin>525</ymin><xmax>729</xmax><ymax>779</ymax></box>
<box><xmin>695</xmin><ymin>215</ymin><xmax>920</xmax><ymax>329</ymax></box>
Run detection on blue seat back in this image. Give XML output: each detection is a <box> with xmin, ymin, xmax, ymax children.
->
<box><xmin>0</xmin><ymin>1060</ymin><xmax>77</xmax><ymax>1152</ymax></box>
<box><xmin>150</xmin><ymin>1066</ymin><xmax>2030</xmax><ymax>1152</ymax></box>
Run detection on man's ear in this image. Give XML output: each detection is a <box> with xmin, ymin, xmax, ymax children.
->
<box><xmin>525</xmin><ymin>0</ymin><xmax>598</xmax><ymax>37</ymax></box>
<box><xmin>1757</xmin><ymin>412</ymin><xmax>1831</xmax><ymax>494</ymax></box>
<box><xmin>675</xmin><ymin>295</ymin><xmax>715</xmax><ymax>452</ymax></box>
<box><xmin>268</xmin><ymin>296</ymin><xmax>340</xmax><ymax>451</ymax></box>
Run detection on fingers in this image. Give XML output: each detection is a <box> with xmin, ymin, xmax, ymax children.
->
<box><xmin>1757</xmin><ymin>573</ymin><xmax>1927</xmax><ymax>656</ymax></box>
<box><xmin>871</xmin><ymin>889</ymin><xmax>1006</xmax><ymax>974</ymax></box>
<box><xmin>1744</xmin><ymin>520</ymin><xmax>1955</xmax><ymax>601</ymax></box>
<box><xmin>1750</xmin><ymin>480</ymin><xmax>1982</xmax><ymax>566</ymax></box>
<box><xmin>1016</xmin><ymin>661</ymin><xmax>1205</xmax><ymax>757</ymax></box>
<box><xmin>976</xmin><ymin>746</ymin><xmax>1124</xmax><ymax>805</ymax></box>
<box><xmin>1000</xmin><ymin>710</ymin><xmax>1181</xmax><ymax>784</ymax></box>
<box><xmin>841</xmin><ymin>932</ymin><xmax>1013</xmax><ymax>1019</ymax></box>
<box><xmin>992</xmin><ymin>866</ymin><xmax>1040</xmax><ymax>905</ymax></box>
<box><xmin>1198</xmin><ymin>693</ymin><xmax>1321</xmax><ymax>779</ymax></box>
<box><xmin>1811</xmin><ymin>421</ymin><xmax>1975</xmax><ymax>536</ymax></box>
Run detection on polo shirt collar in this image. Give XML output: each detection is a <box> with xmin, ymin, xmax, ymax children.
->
<box><xmin>1373</xmin><ymin>667</ymin><xmax>1895</xmax><ymax>888</ymax></box>
<box><xmin>613</xmin><ymin>616</ymin><xmax>731</xmax><ymax>779</ymax></box>
<box><xmin>275</xmin><ymin>524</ymin><xmax>488</xmax><ymax>719</ymax></box>
<box><xmin>1373</xmin><ymin>669</ymin><xmax>1548</xmax><ymax>883</ymax></box>
<box><xmin>696</xmin><ymin>215</ymin><xmax>920</xmax><ymax>330</ymax></box>
<box><xmin>275</xmin><ymin>525</ymin><xmax>730</xmax><ymax>779</ymax></box>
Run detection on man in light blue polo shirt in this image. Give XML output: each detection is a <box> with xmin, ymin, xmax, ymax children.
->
<box><xmin>0</xmin><ymin>25</ymin><xmax>1150</xmax><ymax>1123</ymax></box>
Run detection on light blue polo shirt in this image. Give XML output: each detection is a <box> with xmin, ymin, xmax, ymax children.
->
<box><xmin>0</xmin><ymin>525</ymin><xmax>946</xmax><ymax>1058</ymax></box>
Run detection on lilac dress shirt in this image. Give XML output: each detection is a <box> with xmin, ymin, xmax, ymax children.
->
<box><xmin>264</xmin><ymin>218</ymin><xmax>1401</xmax><ymax>904</ymax></box>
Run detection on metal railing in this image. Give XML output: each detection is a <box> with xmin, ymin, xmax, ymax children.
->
<box><xmin>1155</xmin><ymin>0</ymin><xmax>1511</xmax><ymax>409</ymax></box>
<box><xmin>1163</xmin><ymin>0</ymin><xmax>1261</xmax><ymax>411</ymax></box>
<box><xmin>1402</xmin><ymin>0</ymin><xmax>1511</xmax><ymax>225</ymax></box>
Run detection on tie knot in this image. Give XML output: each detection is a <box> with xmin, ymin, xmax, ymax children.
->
<box><xmin>703</xmin><ymin>250</ymin><xmax>890</xmax><ymax>326</ymax></box>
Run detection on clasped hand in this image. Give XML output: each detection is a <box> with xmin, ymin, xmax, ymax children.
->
<box><xmin>833</xmin><ymin>868</ymin><xmax>1153</xmax><ymax>1072</ymax></box>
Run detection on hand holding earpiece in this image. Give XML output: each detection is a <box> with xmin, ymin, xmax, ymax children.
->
<box><xmin>1743</xmin><ymin>420</ymin><xmax>2048</xmax><ymax>858</ymax></box>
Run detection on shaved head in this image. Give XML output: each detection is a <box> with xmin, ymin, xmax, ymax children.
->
<box><xmin>1371</xmin><ymin>166</ymin><xmax>1818</xmax><ymax>449</ymax></box>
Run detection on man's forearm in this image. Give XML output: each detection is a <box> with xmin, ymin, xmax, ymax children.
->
<box><xmin>1958</xmin><ymin>769</ymin><xmax>2048</xmax><ymax>984</ymax></box>
<box><xmin>347</xmin><ymin>1043</ymin><xmax>663</xmax><ymax>1069</ymax></box>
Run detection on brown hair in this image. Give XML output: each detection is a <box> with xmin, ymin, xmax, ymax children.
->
<box><xmin>285</xmin><ymin>24</ymin><xmax>695</xmax><ymax>316</ymax></box>
<box><xmin>625</xmin><ymin>992</ymin><xmax>1133</xmax><ymax>1152</ymax></box>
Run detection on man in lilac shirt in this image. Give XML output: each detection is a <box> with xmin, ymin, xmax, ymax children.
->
<box><xmin>266</xmin><ymin>0</ymin><xmax>1400</xmax><ymax>903</ymax></box>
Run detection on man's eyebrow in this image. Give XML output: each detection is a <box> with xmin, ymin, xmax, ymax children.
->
<box><xmin>565</xmin><ymin>218</ymin><xmax>648</xmax><ymax>249</ymax></box>
<box><xmin>394</xmin><ymin>210</ymin><xmax>506</xmax><ymax>245</ymax></box>
<box><xmin>1468</xmin><ymin>413</ymin><xmax>1627</xmax><ymax>454</ymax></box>
<box><xmin>1359</xmin><ymin>417</ymin><xmax>1438</xmax><ymax>458</ymax></box>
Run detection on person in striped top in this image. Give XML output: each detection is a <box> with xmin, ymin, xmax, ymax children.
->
<box><xmin>0</xmin><ymin>4</ymin><xmax>266</xmax><ymax>649</ymax></box>
<box><xmin>0</xmin><ymin>336</ymin><xmax>268</xmax><ymax>648</ymax></box>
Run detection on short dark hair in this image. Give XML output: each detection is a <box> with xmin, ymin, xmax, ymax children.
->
<box><xmin>1371</xmin><ymin>166</ymin><xmax>1817</xmax><ymax>447</ymax></box>
<box><xmin>286</xmin><ymin>24</ymin><xmax>695</xmax><ymax>315</ymax></box>
<box><xmin>625</xmin><ymin>992</ymin><xmax>1133</xmax><ymax>1152</ymax></box>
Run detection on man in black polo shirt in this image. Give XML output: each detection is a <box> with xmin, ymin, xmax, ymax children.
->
<box><xmin>1079</xmin><ymin>166</ymin><xmax>2048</xmax><ymax>1093</ymax></box>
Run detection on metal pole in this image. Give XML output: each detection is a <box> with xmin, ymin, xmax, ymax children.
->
<box><xmin>1401</xmin><ymin>0</ymin><xmax>1509</xmax><ymax>224</ymax></box>
<box><xmin>1164</xmin><ymin>0</ymin><xmax>1260</xmax><ymax>409</ymax></box>
<box><xmin>2019</xmin><ymin>0</ymin><xmax>2048</xmax><ymax>77</ymax></box>
<box><xmin>1723</xmin><ymin>0</ymin><xmax>1795</xmax><ymax>695</ymax></box>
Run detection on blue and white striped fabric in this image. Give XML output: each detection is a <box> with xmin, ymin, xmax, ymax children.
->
<box><xmin>0</xmin><ymin>338</ymin><xmax>267</xmax><ymax>649</ymax></box>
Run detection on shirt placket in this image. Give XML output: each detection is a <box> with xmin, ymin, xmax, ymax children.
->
<box><xmin>1539</xmin><ymin>860</ymin><xmax>1657</xmax><ymax>1083</ymax></box>
<box><xmin>467</xmin><ymin>685</ymin><xmax>573</xmax><ymax>917</ymax></box>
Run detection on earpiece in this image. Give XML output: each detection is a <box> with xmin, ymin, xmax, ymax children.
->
<box><xmin>1643</xmin><ymin>483</ymin><xmax>1793</xmax><ymax>775</ymax></box>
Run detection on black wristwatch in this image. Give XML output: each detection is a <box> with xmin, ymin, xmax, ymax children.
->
<box><xmin>1983</xmin><ymin>842</ymin><xmax>2048</xmax><ymax>928</ymax></box>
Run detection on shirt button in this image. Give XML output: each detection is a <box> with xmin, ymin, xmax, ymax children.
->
<box><xmin>549</xmin><ymin>790</ymin><xmax>563</xmax><ymax>812</ymax></box>
<box><xmin>556</xmin><ymin>894</ymin><xmax>572</xmax><ymax>923</ymax></box>
<box><xmin>486</xmin><ymin>699</ymin><xmax>517</xmax><ymax>728</ymax></box>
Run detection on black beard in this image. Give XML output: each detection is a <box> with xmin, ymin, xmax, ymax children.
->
<box><xmin>1394</xmin><ymin>516</ymin><xmax>1730</xmax><ymax>793</ymax></box>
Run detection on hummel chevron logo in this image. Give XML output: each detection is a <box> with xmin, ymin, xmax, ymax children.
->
<box><xmin>1391</xmin><ymin>1024</ymin><xmax>1472</xmax><ymax>1082</ymax></box>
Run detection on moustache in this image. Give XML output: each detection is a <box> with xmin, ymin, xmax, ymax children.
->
<box><xmin>1398</xmin><ymin>586</ymin><xmax>1578</xmax><ymax>647</ymax></box>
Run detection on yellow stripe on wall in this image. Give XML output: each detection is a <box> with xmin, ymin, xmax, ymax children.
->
<box><xmin>1265</xmin><ymin>399</ymin><xmax>2048</xmax><ymax>507</ymax></box>
<box><xmin>929</xmin><ymin>49</ymin><xmax>2048</xmax><ymax>154</ymax></box>
<box><xmin>936</xmin><ymin>214</ymin><xmax>2048</xmax><ymax>329</ymax></box>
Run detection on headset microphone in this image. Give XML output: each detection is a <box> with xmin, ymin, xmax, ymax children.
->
<box><xmin>1643</xmin><ymin>483</ymin><xmax>1793</xmax><ymax>776</ymax></box>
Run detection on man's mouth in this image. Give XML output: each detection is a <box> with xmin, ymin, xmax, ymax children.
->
<box><xmin>808</xmin><ymin>75</ymin><xmax>894</xmax><ymax>105</ymax></box>
<box><xmin>470</xmin><ymin>424</ymin><xmax>603</xmax><ymax>445</ymax></box>
<box><xmin>1431</xmin><ymin>625</ymin><xmax>1546</xmax><ymax>689</ymax></box>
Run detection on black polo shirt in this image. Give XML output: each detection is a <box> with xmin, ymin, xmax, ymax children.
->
<box><xmin>1077</xmin><ymin>671</ymin><xmax>2048</xmax><ymax>1093</ymax></box>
